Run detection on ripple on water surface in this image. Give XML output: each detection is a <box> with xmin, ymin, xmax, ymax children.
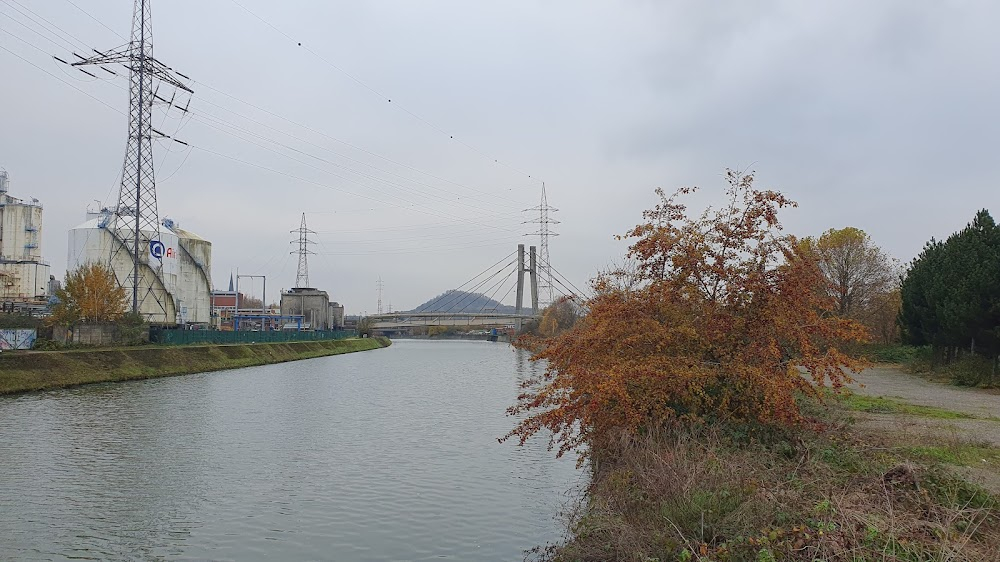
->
<box><xmin>0</xmin><ymin>340</ymin><xmax>583</xmax><ymax>561</ymax></box>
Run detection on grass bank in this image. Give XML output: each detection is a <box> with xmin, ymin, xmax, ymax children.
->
<box><xmin>0</xmin><ymin>337</ymin><xmax>389</xmax><ymax>395</ymax></box>
<box><xmin>534</xmin><ymin>402</ymin><xmax>1000</xmax><ymax>561</ymax></box>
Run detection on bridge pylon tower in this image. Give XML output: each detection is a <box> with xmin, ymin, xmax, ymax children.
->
<box><xmin>514</xmin><ymin>244</ymin><xmax>539</xmax><ymax>328</ymax></box>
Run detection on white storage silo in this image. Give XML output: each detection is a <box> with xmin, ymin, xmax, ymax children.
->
<box><xmin>67</xmin><ymin>211</ymin><xmax>212</xmax><ymax>325</ymax></box>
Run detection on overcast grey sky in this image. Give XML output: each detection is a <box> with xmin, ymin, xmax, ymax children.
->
<box><xmin>1</xmin><ymin>1</ymin><xmax>997</xmax><ymax>314</ymax></box>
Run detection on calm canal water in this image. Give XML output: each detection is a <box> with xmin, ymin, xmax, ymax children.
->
<box><xmin>0</xmin><ymin>340</ymin><xmax>581</xmax><ymax>561</ymax></box>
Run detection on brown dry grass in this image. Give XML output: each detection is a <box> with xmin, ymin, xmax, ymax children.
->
<box><xmin>532</xmin><ymin>406</ymin><xmax>1000</xmax><ymax>562</ymax></box>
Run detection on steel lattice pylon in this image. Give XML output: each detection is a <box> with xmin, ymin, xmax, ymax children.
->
<box><xmin>523</xmin><ymin>183</ymin><xmax>559</xmax><ymax>307</ymax></box>
<box><xmin>376</xmin><ymin>277</ymin><xmax>384</xmax><ymax>315</ymax></box>
<box><xmin>290</xmin><ymin>213</ymin><xmax>316</xmax><ymax>288</ymax></box>
<box><xmin>73</xmin><ymin>0</ymin><xmax>193</xmax><ymax>316</ymax></box>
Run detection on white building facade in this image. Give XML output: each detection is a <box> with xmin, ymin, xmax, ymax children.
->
<box><xmin>0</xmin><ymin>171</ymin><xmax>50</xmax><ymax>300</ymax></box>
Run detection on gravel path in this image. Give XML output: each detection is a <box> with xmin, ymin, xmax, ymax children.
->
<box><xmin>849</xmin><ymin>365</ymin><xmax>1000</xmax><ymax>420</ymax></box>
<box><xmin>847</xmin><ymin>366</ymin><xmax>1000</xmax><ymax>492</ymax></box>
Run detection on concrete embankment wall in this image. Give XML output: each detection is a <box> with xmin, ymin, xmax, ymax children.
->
<box><xmin>0</xmin><ymin>338</ymin><xmax>388</xmax><ymax>395</ymax></box>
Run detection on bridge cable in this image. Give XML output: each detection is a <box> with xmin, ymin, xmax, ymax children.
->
<box><xmin>433</xmin><ymin>258</ymin><xmax>516</xmax><ymax>314</ymax></box>
<box><xmin>492</xmin><ymin>274</ymin><xmax>520</xmax><ymax>312</ymax></box>
<box><xmin>461</xmin><ymin>267</ymin><xmax>515</xmax><ymax>314</ymax></box>
<box><xmin>539</xmin><ymin>255</ymin><xmax>591</xmax><ymax>300</ymax></box>
<box><xmin>434</xmin><ymin>259</ymin><xmax>517</xmax><ymax>313</ymax></box>
<box><xmin>412</xmin><ymin>251</ymin><xmax>516</xmax><ymax>312</ymax></box>
<box><xmin>416</xmin><ymin>254</ymin><xmax>515</xmax><ymax>312</ymax></box>
<box><xmin>475</xmin><ymin>268</ymin><xmax>517</xmax><ymax>314</ymax></box>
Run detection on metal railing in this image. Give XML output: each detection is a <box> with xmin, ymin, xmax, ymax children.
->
<box><xmin>149</xmin><ymin>328</ymin><xmax>356</xmax><ymax>346</ymax></box>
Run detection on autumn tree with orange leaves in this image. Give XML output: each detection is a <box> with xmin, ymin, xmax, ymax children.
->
<box><xmin>537</xmin><ymin>296</ymin><xmax>582</xmax><ymax>337</ymax></box>
<box><xmin>505</xmin><ymin>170</ymin><xmax>869</xmax><ymax>458</ymax></box>
<box><xmin>50</xmin><ymin>263</ymin><xmax>128</xmax><ymax>325</ymax></box>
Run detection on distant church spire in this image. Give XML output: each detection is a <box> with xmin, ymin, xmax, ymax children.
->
<box><xmin>228</xmin><ymin>273</ymin><xmax>234</xmax><ymax>292</ymax></box>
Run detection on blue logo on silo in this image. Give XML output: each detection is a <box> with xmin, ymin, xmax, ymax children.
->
<box><xmin>150</xmin><ymin>240</ymin><xmax>166</xmax><ymax>260</ymax></box>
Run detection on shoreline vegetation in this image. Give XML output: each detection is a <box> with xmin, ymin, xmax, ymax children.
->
<box><xmin>0</xmin><ymin>337</ymin><xmax>389</xmax><ymax>395</ymax></box>
<box><xmin>531</xmin><ymin>393</ymin><xmax>1000</xmax><ymax>561</ymax></box>
<box><xmin>511</xmin><ymin>173</ymin><xmax>1000</xmax><ymax>560</ymax></box>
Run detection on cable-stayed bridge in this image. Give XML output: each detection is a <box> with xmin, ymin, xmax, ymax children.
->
<box><xmin>368</xmin><ymin>244</ymin><xmax>583</xmax><ymax>333</ymax></box>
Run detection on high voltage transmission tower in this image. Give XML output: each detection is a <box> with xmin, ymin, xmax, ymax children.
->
<box><xmin>72</xmin><ymin>0</ymin><xmax>193</xmax><ymax>315</ymax></box>
<box><xmin>524</xmin><ymin>183</ymin><xmax>559</xmax><ymax>307</ymax></box>
<box><xmin>290</xmin><ymin>213</ymin><xmax>316</xmax><ymax>288</ymax></box>
<box><xmin>376</xmin><ymin>277</ymin><xmax>384</xmax><ymax>315</ymax></box>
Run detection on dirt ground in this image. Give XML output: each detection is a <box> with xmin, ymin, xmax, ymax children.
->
<box><xmin>849</xmin><ymin>365</ymin><xmax>1000</xmax><ymax>419</ymax></box>
<box><xmin>847</xmin><ymin>365</ymin><xmax>1000</xmax><ymax>492</ymax></box>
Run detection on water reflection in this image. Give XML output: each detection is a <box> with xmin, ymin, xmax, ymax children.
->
<box><xmin>0</xmin><ymin>340</ymin><xmax>581</xmax><ymax>561</ymax></box>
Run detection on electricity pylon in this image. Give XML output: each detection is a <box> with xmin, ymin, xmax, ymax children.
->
<box><xmin>523</xmin><ymin>183</ymin><xmax>559</xmax><ymax>307</ymax></box>
<box><xmin>72</xmin><ymin>0</ymin><xmax>193</xmax><ymax>316</ymax></box>
<box><xmin>290</xmin><ymin>213</ymin><xmax>316</xmax><ymax>288</ymax></box>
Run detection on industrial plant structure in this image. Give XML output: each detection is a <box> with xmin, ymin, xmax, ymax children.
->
<box><xmin>279</xmin><ymin>288</ymin><xmax>344</xmax><ymax>330</ymax></box>
<box><xmin>68</xmin><ymin>210</ymin><xmax>212</xmax><ymax>325</ymax></box>
<box><xmin>0</xmin><ymin>170</ymin><xmax>50</xmax><ymax>300</ymax></box>
<box><xmin>278</xmin><ymin>213</ymin><xmax>345</xmax><ymax>330</ymax></box>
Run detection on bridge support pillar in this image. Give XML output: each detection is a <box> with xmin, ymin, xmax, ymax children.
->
<box><xmin>529</xmin><ymin>245</ymin><xmax>538</xmax><ymax>316</ymax></box>
<box><xmin>516</xmin><ymin>244</ymin><xmax>525</xmax><ymax>330</ymax></box>
<box><xmin>515</xmin><ymin>244</ymin><xmax>540</xmax><ymax>331</ymax></box>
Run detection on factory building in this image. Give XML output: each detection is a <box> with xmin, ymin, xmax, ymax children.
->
<box><xmin>330</xmin><ymin>301</ymin><xmax>345</xmax><ymax>329</ymax></box>
<box><xmin>68</xmin><ymin>210</ymin><xmax>213</xmax><ymax>325</ymax></box>
<box><xmin>0</xmin><ymin>170</ymin><xmax>51</xmax><ymax>300</ymax></box>
<box><xmin>279</xmin><ymin>287</ymin><xmax>345</xmax><ymax>330</ymax></box>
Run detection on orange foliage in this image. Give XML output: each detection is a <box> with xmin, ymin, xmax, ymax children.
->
<box><xmin>537</xmin><ymin>296</ymin><xmax>581</xmax><ymax>337</ymax></box>
<box><xmin>505</xmin><ymin>170</ymin><xmax>869</xmax><ymax>458</ymax></box>
<box><xmin>51</xmin><ymin>262</ymin><xmax>128</xmax><ymax>325</ymax></box>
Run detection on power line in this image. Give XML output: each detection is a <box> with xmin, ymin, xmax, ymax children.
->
<box><xmin>4</xmin><ymin>41</ymin><xmax>513</xmax><ymax>254</ymax></box>
<box><xmin>64</xmin><ymin>0</ymin><xmax>126</xmax><ymax>40</ymax></box>
<box><xmin>187</xmin><ymin>139</ymin><xmax>520</xmax><ymax>235</ymax></box>
<box><xmin>63</xmin><ymin>0</ymin><xmax>536</xmax><ymax>209</ymax></box>
<box><xmin>313</xmin><ymin>239</ymin><xmax>512</xmax><ymax>257</ymax></box>
<box><xmin>1</xmin><ymin>0</ymin><xmax>89</xmax><ymax>53</ymax></box>
<box><xmin>7</xmin><ymin>1</ymin><xmax>550</xmax><ymax>262</ymax></box>
<box><xmin>20</xmin><ymin>0</ymin><xmax>533</xmax><ymax>227</ymax></box>
<box><xmin>190</xmin><ymin>89</ymin><xmax>523</xmax><ymax>211</ymax></box>
<box><xmin>226</xmin><ymin>0</ymin><xmax>541</xmax><ymax>184</ymax></box>
<box><xmin>189</xmin><ymin>110</ymin><xmax>522</xmax><ymax>221</ymax></box>
<box><xmin>0</xmin><ymin>42</ymin><xmax>121</xmax><ymax>114</ymax></box>
<box><xmin>17</xmin><ymin>1</ymin><xmax>529</xmax><ymax>217</ymax></box>
<box><xmin>316</xmin><ymin>231</ymin><xmax>512</xmax><ymax>246</ymax></box>
<box><xmin>1</xmin><ymin>4</ymin><xmax>81</xmax><ymax>54</ymax></box>
<box><xmin>312</xmin><ymin>217</ymin><xmax>524</xmax><ymax>235</ymax></box>
<box><xmin>3</xmin><ymin>15</ymin><xmax>523</xmax><ymax>237</ymax></box>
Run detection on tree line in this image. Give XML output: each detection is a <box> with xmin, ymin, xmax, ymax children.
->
<box><xmin>899</xmin><ymin>209</ymin><xmax>1000</xmax><ymax>379</ymax></box>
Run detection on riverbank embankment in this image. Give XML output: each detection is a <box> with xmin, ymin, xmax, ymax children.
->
<box><xmin>0</xmin><ymin>337</ymin><xmax>389</xmax><ymax>395</ymax></box>
<box><xmin>544</xmin><ymin>371</ymin><xmax>1000</xmax><ymax>561</ymax></box>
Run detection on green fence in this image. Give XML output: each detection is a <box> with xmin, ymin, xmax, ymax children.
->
<box><xmin>150</xmin><ymin>328</ymin><xmax>356</xmax><ymax>346</ymax></box>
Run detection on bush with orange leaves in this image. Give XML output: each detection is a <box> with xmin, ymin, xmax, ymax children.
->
<box><xmin>505</xmin><ymin>170</ymin><xmax>869</xmax><ymax>458</ymax></box>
